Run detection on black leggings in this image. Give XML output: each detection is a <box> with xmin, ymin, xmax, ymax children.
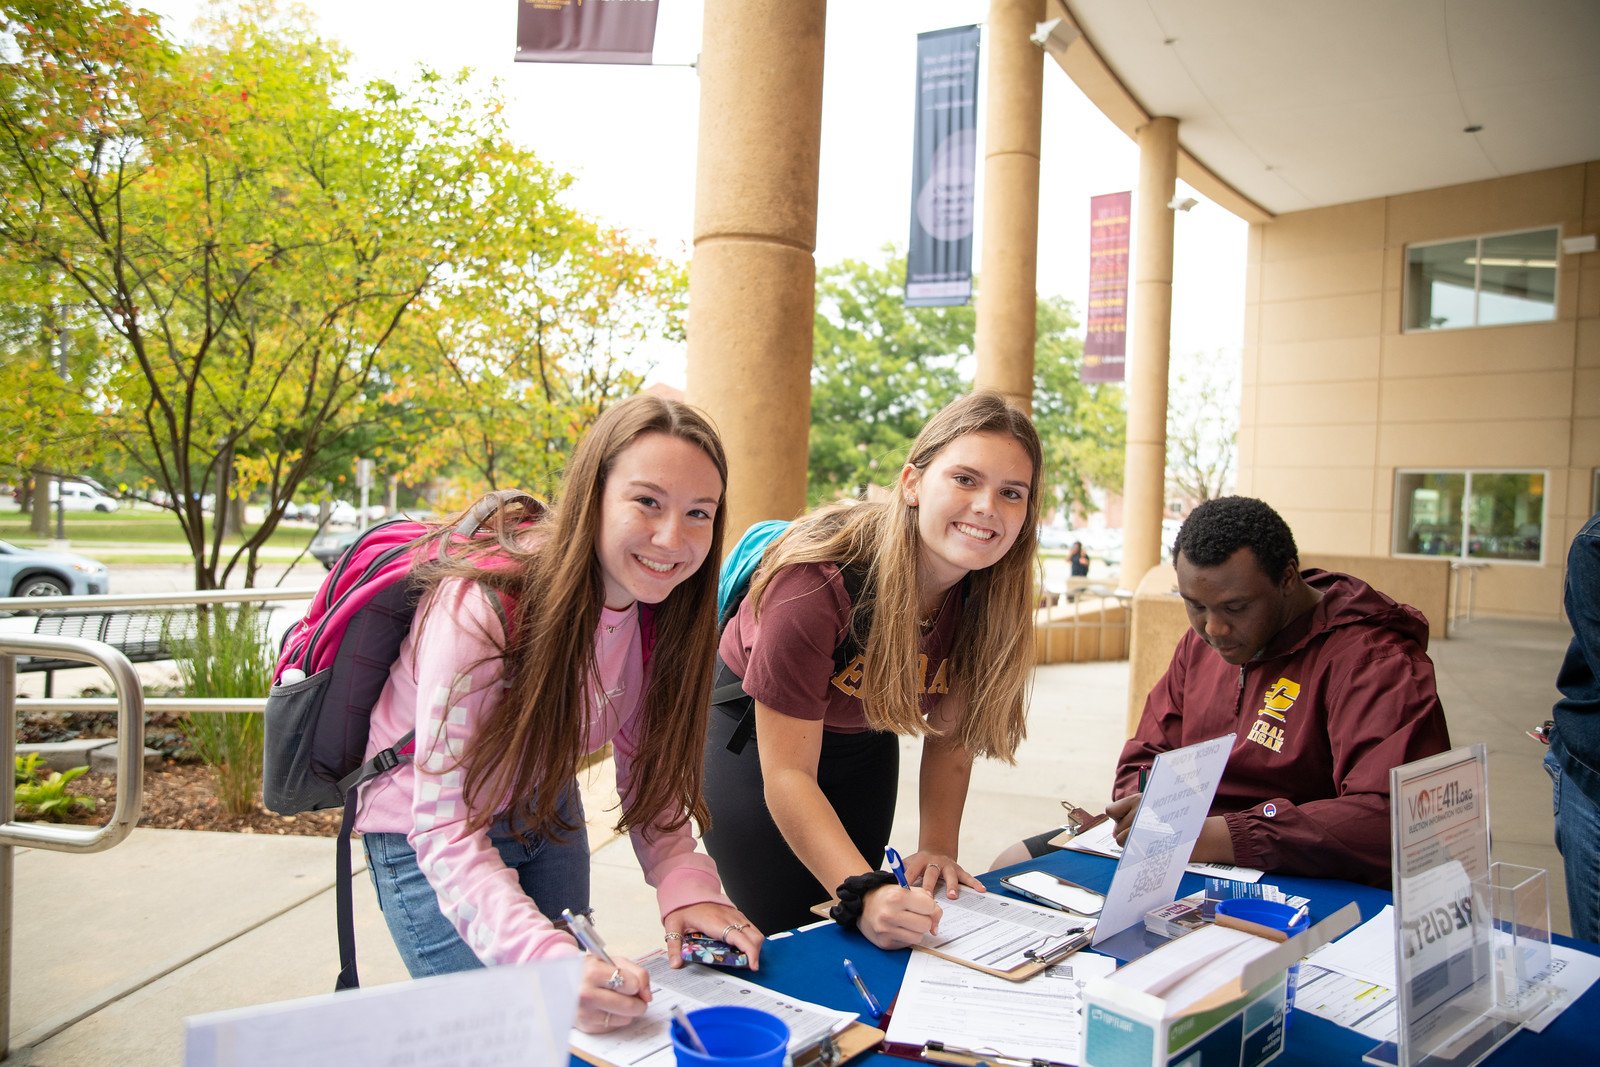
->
<box><xmin>702</xmin><ymin>704</ymin><xmax>899</xmax><ymax>935</ymax></box>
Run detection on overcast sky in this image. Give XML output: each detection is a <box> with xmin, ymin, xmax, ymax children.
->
<box><xmin>143</xmin><ymin>0</ymin><xmax>1246</xmax><ymax>390</ymax></box>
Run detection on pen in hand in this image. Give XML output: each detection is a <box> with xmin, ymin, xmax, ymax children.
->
<box><xmin>842</xmin><ymin>958</ymin><xmax>883</xmax><ymax>1018</ymax></box>
<box><xmin>884</xmin><ymin>847</ymin><xmax>911</xmax><ymax>888</ymax></box>
<box><xmin>561</xmin><ymin>908</ymin><xmax>616</xmax><ymax>966</ymax></box>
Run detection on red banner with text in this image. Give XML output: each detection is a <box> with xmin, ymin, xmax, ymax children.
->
<box><xmin>1083</xmin><ymin>191</ymin><xmax>1131</xmax><ymax>383</ymax></box>
<box><xmin>515</xmin><ymin>0</ymin><xmax>660</xmax><ymax>65</ymax></box>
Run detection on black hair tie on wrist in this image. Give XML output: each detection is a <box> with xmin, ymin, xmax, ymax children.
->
<box><xmin>830</xmin><ymin>871</ymin><xmax>899</xmax><ymax>931</ymax></box>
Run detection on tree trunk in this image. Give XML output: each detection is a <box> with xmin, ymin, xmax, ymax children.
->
<box><xmin>29</xmin><ymin>470</ymin><xmax>51</xmax><ymax>536</ymax></box>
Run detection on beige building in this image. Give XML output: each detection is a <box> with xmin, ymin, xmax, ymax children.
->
<box><xmin>683</xmin><ymin>1</ymin><xmax>1599</xmax><ymax>620</ymax></box>
<box><xmin>1042</xmin><ymin>2</ymin><xmax>1600</xmax><ymax>619</ymax></box>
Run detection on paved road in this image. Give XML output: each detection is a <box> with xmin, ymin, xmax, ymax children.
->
<box><xmin>107</xmin><ymin>559</ymin><xmax>328</xmax><ymax>595</ymax></box>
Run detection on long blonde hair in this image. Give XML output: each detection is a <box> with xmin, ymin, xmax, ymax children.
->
<box><xmin>420</xmin><ymin>394</ymin><xmax>727</xmax><ymax>840</ymax></box>
<box><xmin>750</xmin><ymin>391</ymin><xmax>1040</xmax><ymax>760</ymax></box>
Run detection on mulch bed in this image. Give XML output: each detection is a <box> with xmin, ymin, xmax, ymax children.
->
<box><xmin>57</xmin><ymin>760</ymin><xmax>346</xmax><ymax>837</ymax></box>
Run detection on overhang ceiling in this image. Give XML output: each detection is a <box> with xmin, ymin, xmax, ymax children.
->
<box><xmin>1054</xmin><ymin>0</ymin><xmax>1600</xmax><ymax>220</ymax></box>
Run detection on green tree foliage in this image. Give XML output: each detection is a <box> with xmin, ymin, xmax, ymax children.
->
<box><xmin>809</xmin><ymin>252</ymin><xmax>966</xmax><ymax>503</ymax></box>
<box><xmin>1030</xmin><ymin>297</ymin><xmax>1126</xmax><ymax>518</ymax></box>
<box><xmin>808</xmin><ymin>249</ymin><xmax>1125</xmax><ymax>516</ymax></box>
<box><xmin>0</xmin><ymin>0</ymin><xmax>682</xmax><ymax>582</ymax></box>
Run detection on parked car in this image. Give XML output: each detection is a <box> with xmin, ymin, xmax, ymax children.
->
<box><xmin>309</xmin><ymin>528</ymin><xmax>361</xmax><ymax>570</ymax></box>
<box><xmin>0</xmin><ymin>540</ymin><xmax>110</xmax><ymax>597</ymax></box>
<box><xmin>48</xmin><ymin>480</ymin><xmax>120</xmax><ymax>513</ymax></box>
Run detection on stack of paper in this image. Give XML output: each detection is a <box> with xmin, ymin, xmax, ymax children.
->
<box><xmin>1103</xmin><ymin>924</ymin><xmax>1282</xmax><ymax>1013</ymax></box>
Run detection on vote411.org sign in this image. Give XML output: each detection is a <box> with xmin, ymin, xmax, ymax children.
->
<box><xmin>1375</xmin><ymin>744</ymin><xmax>1529</xmax><ymax>1067</ymax></box>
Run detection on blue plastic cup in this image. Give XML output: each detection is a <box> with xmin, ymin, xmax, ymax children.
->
<box><xmin>669</xmin><ymin>1005</ymin><xmax>790</xmax><ymax>1067</ymax></box>
<box><xmin>1213</xmin><ymin>898</ymin><xmax>1310</xmax><ymax>1022</ymax></box>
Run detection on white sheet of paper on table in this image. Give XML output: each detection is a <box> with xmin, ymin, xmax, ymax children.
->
<box><xmin>1299</xmin><ymin>907</ymin><xmax>1600</xmax><ymax>1038</ymax></box>
<box><xmin>568</xmin><ymin>952</ymin><xmax>856</xmax><ymax>1067</ymax></box>
<box><xmin>884</xmin><ymin>948</ymin><xmax>1118</xmax><ymax>1064</ymax></box>
<box><xmin>184</xmin><ymin>957</ymin><xmax>581</xmax><ymax>1067</ymax></box>
<box><xmin>1060</xmin><ymin>819</ymin><xmax>1266</xmax><ymax>883</ymax></box>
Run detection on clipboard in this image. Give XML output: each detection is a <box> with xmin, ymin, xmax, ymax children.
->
<box><xmin>810</xmin><ymin>894</ymin><xmax>1094</xmax><ymax>981</ymax></box>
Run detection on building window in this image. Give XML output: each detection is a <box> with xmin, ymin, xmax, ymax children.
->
<box><xmin>1403</xmin><ymin>228</ymin><xmax>1558</xmax><ymax>331</ymax></box>
<box><xmin>1394</xmin><ymin>471</ymin><xmax>1545</xmax><ymax>563</ymax></box>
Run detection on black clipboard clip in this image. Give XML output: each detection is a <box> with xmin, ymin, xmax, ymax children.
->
<box><xmin>920</xmin><ymin>1040</ymin><xmax>1069</xmax><ymax>1067</ymax></box>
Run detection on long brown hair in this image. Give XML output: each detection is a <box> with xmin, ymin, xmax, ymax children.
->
<box><xmin>749</xmin><ymin>391</ymin><xmax>1040</xmax><ymax>760</ymax></box>
<box><xmin>418</xmin><ymin>394</ymin><xmax>728</xmax><ymax>840</ymax></box>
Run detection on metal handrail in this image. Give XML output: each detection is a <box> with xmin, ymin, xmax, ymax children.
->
<box><xmin>0</xmin><ymin>586</ymin><xmax>316</xmax><ymax>613</ymax></box>
<box><xmin>2</xmin><ymin>634</ymin><xmax>146</xmax><ymax>1059</ymax></box>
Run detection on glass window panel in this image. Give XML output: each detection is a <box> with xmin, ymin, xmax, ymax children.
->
<box><xmin>1477</xmin><ymin>230</ymin><xmax>1557</xmax><ymax>326</ymax></box>
<box><xmin>1405</xmin><ymin>240</ymin><xmax>1477</xmax><ymax>330</ymax></box>
<box><xmin>1396</xmin><ymin>472</ymin><xmax>1466</xmax><ymax>556</ymax></box>
<box><xmin>1466</xmin><ymin>472</ymin><xmax>1543</xmax><ymax>561</ymax></box>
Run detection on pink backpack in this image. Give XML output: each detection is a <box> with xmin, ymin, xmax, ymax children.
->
<box><xmin>262</xmin><ymin>490</ymin><xmax>537</xmax><ymax>990</ymax></box>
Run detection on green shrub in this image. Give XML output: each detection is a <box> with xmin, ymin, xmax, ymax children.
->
<box><xmin>14</xmin><ymin>755</ymin><xmax>96</xmax><ymax>820</ymax></box>
<box><xmin>172</xmin><ymin>605</ymin><xmax>272</xmax><ymax>816</ymax></box>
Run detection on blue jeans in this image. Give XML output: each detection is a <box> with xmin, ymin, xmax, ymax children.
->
<box><xmin>1545</xmin><ymin>750</ymin><xmax>1600</xmax><ymax>943</ymax></box>
<box><xmin>363</xmin><ymin>784</ymin><xmax>591</xmax><ymax>977</ymax></box>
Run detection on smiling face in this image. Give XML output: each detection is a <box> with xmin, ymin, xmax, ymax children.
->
<box><xmin>901</xmin><ymin>430</ymin><xmax>1034</xmax><ymax>598</ymax></box>
<box><xmin>595</xmin><ymin>432</ymin><xmax>724</xmax><ymax>609</ymax></box>
<box><xmin>1175</xmin><ymin>546</ymin><xmax>1297</xmax><ymax>665</ymax></box>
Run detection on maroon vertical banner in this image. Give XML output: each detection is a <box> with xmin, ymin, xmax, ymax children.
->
<box><xmin>515</xmin><ymin>0</ymin><xmax>660</xmax><ymax>65</ymax></box>
<box><xmin>1083</xmin><ymin>191</ymin><xmax>1131</xmax><ymax>383</ymax></box>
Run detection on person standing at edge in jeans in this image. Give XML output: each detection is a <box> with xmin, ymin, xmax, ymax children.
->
<box><xmin>1546</xmin><ymin>510</ymin><xmax>1600</xmax><ymax>942</ymax></box>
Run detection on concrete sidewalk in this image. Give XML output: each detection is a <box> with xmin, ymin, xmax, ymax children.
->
<box><xmin>5</xmin><ymin>615</ymin><xmax>1573</xmax><ymax>1064</ymax></box>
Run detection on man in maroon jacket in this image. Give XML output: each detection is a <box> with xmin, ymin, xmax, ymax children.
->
<box><xmin>999</xmin><ymin>496</ymin><xmax>1451</xmax><ymax>886</ymax></box>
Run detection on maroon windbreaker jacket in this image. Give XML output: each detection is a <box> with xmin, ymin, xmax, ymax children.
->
<box><xmin>1114</xmin><ymin>569</ymin><xmax>1451</xmax><ymax>887</ymax></box>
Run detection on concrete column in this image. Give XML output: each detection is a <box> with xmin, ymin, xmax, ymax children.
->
<box><xmin>1117</xmin><ymin>116</ymin><xmax>1178</xmax><ymax>590</ymax></box>
<box><xmin>685</xmin><ymin>0</ymin><xmax>826</xmax><ymax>540</ymax></box>
<box><xmin>973</xmin><ymin>0</ymin><xmax>1046</xmax><ymax>415</ymax></box>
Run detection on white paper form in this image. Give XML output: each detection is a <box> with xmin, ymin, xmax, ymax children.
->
<box><xmin>885</xmin><ymin>949</ymin><xmax>1117</xmax><ymax>1065</ymax></box>
<box><xmin>184</xmin><ymin>958</ymin><xmax>581</xmax><ymax>1067</ymax></box>
<box><xmin>1301</xmin><ymin>909</ymin><xmax>1600</xmax><ymax>1037</ymax></box>
<box><xmin>1305</xmin><ymin>905</ymin><xmax>1401</xmax><ymax>988</ymax></box>
<box><xmin>1296</xmin><ymin>964</ymin><xmax>1400</xmax><ymax>1040</ymax></box>
<box><xmin>922</xmin><ymin>889</ymin><xmax>1095</xmax><ymax>972</ymax></box>
<box><xmin>569</xmin><ymin>952</ymin><xmax>856</xmax><ymax>1067</ymax></box>
<box><xmin>1092</xmin><ymin>733</ymin><xmax>1236</xmax><ymax>945</ymax></box>
<box><xmin>1058</xmin><ymin>820</ymin><xmax>1265</xmax><ymax>883</ymax></box>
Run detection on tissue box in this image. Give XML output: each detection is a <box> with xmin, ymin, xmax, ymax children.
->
<box><xmin>1082</xmin><ymin>969</ymin><xmax>1286</xmax><ymax>1067</ymax></box>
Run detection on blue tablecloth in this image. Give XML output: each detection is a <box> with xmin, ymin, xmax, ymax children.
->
<box><xmin>703</xmin><ymin>849</ymin><xmax>1600</xmax><ymax>1066</ymax></box>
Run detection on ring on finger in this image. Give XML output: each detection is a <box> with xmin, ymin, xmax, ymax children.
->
<box><xmin>663</xmin><ymin>932</ymin><xmax>683</xmax><ymax>941</ymax></box>
<box><xmin>605</xmin><ymin>966</ymin><xmax>626</xmax><ymax>991</ymax></box>
<box><xmin>603</xmin><ymin>1011</ymin><xmax>612</xmax><ymax>1027</ymax></box>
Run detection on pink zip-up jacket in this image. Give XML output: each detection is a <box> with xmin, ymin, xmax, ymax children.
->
<box><xmin>356</xmin><ymin>579</ymin><xmax>729</xmax><ymax>964</ymax></box>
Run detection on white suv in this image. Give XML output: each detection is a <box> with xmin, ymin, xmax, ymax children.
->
<box><xmin>51</xmin><ymin>481</ymin><xmax>119</xmax><ymax>512</ymax></box>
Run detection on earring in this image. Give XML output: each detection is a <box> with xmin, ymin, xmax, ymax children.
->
<box><xmin>907</xmin><ymin>496</ymin><xmax>918</xmax><ymax>508</ymax></box>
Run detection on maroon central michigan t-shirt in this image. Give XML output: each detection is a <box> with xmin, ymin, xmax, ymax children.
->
<box><xmin>718</xmin><ymin>561</ymin><xmax>959</xmax><ymax>732</ymax></box>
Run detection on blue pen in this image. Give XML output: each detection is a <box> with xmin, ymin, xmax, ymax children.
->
<box><xmin>842</xmin><ymin>958</ymin><xmax>883</xmax><ymax>1017</ymax></box>
<box><xmin>884</xmin><ymin>847</ymin><xmax>910</xmax><ymax>888</ymax></box>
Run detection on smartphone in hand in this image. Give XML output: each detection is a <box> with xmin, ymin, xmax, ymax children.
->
<box><xmin>680</xmin><ymin>935</ymin><xmax>751</xmax><ymax>969</ymax></box>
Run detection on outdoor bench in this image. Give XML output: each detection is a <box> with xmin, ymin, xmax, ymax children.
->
<box><xmin>16</xmin><ymin>606</ymin><xmax>203</xmax><ymax>696</ymax></box>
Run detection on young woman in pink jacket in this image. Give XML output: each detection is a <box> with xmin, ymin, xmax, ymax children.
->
<box><xmin>356</xmin><ymin>395</ymin><xmax>761</xmax><ymax>1033</ymax></box>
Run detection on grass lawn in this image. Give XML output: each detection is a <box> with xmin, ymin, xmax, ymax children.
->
<box><xmin>0</xmin><ymin>508</ymin><xmax>318</xmax><ymax>549</ymax></box>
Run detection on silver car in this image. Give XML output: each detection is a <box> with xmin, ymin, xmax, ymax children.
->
<box><xmin>0</xmin><ymin>540</ymin><xmax>110</xmax><ymax>597</ymax></box>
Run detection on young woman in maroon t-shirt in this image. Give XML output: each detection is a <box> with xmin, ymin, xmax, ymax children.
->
<box><xmin>702</xmin><ymin>391</ymin><xmax>1042</xmax><ymax>946</ymax></box>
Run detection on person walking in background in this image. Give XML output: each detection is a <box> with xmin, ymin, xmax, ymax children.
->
<box><xmin>1546</xmin><ymin>511</ymin><xmax>1600</xmax><ymax>942</ymax></box>
<box><xmin>702</xmin><ymin>392</ymin><xmax>1041</xmax><ymax>947</ymax></box>
<box><xmin>1069</xmin><ymin>540</ymin><xmax>1091</xmax><ymax>577</ymax></box>
<box><xmin>355</xmin><ymin>395</ymin><xmax>761</xmax><ymax>1034</ymax></box>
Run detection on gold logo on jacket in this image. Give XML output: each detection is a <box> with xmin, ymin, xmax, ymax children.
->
<box><xmin>1245</xmin><ymin>676</ymin><xmax>1299</xmax><ymax>753</ymax></box>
